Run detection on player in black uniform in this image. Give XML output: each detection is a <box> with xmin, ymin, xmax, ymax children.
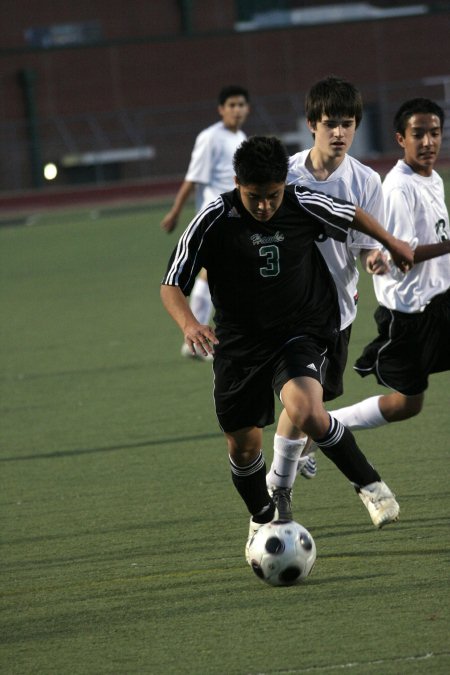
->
<box><xmin>161</xmin><ymin>136</ymin><xmax>413</xmax><ymax>562</ymax></box>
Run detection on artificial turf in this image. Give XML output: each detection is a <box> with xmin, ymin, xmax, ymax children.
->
<box><xmin>1</xmin><ymin>201</ymin><xmax>449</xmax><ymax>674</ymax></box>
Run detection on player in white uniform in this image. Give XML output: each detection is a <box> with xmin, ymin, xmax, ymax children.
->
<box><xmin>266</xmin><ymin>77</ymin><xmax>391</xmax><ymax>517</ymax></box>
<box><xmin>160</xmin><ymin>86</ymin><xmax>250</xmax><ymax>359</ymax></box>
<box><xmin>330</xmin><ymin>98</ymin><xmax>450</xmax><ymax>433</ymax></box>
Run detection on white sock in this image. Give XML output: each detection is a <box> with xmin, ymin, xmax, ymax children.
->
<box><xmin>330</xmin><ymin>395</ymin><xmax>388</xmax><ymax>430</ymax></box>
<box><xmin>267</xmin><ymin>434</ymin><xmax>307</xmax><ymax>488</ymax></box>
<box><xmin>189</xmin><ymin>278</ymin><xmax>212</xmax><ymax>325</ymax></box>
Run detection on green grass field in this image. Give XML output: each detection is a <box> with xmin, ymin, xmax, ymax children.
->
<box><xmin>1</xmin><ymin>196</ymin><xmax>449</xmax><ymax>674</ymax></box>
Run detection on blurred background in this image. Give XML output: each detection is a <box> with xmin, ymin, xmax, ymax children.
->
<box><xmin>1</xmin><ymin>0</ymin><xmax>449</xmax><ymax>205</ymax></box>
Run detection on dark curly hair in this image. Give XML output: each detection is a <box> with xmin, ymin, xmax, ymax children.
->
<box><xmin>233</xmin><ymin>136</ymin><xmax>289</xmax><ymax>185</ymax></box>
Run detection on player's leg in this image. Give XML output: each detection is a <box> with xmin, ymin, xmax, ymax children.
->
<box><xmin>269</xmin><ymin>409</ymin><xmax>307</xmax><ymax>488</ymax></box>
<box><xmin>342</xmin><ymin>304</ymin><xmax>438</xmax><ymax>429</ymax></box>
<box><xmin>225</xmin><ymin>426</ymin><xmax>274</xmax><ymax>524</ymax></box>
<box><xmin>267</xmin><ymin>340</ymin><xmax>330</xmax><ymax>518</ymax></box>
<box><xmin>267</xmin><ymin>338</ymin><xmax>332</xmax><ymax>517</ymax></box>
<box><xmin>225</xmin><ymin>426</ymin><xmax>276</xmax><ymax>563</ymax></box>
<box><xmin>213</xmin><ymin>354</ymin><xmax>276</xmax><ymax>562</ymax></box>
<box><xmin>330</xmin><ymin>391</ymin><xmax>424</xmax><ymax>429</ymax></box>
<box><xmin>267</xmin><ymin>409</ymin><xmax>311</xmax><ymax>487</ymax></box>
<box><xmin>269</xmin><ymin>328</ymin><xmax>350</xmax><ymax>484</ymax></box>
<box><xmin>267</xmin><ymin>379</ymin><xmax>326</xmax><ymax>520</ymax></box>
<box><xmin>282</xmin><ymin>375</ymin><xmax>374</xmax><ymax>483</ymax></box>
<box><xmin>282</xmin><ymin>376</ymin><xmax>399</xmax><ymax>528</ymax></box>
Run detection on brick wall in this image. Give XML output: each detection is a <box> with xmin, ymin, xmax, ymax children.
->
<box><xmin>1</xmin><ymin>2</ymin><xmax>449</xmax><ymax>191</ymax></box>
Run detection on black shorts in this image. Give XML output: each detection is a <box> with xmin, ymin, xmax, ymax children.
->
<box><xmin>213</xmin><ymin>336</ymin><xmax>328</xmax><ymax>432</ymax></box>
<box><xmin>322</xmin><ymin>325</ymin><xmax>352</xmax><ymax>402</ymax></box>
<box><xmin>354</xmin><ymin>289</ymin><xmax>450</xmax><ymax>396</ymax></box>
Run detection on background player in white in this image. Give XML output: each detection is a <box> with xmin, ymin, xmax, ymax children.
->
<box><xmin>329</xmin><ymin>98</ymin><xmax>450</xmax><ymax>432</ymax></box>
<box><xmin>266</xmin><ymin>76</ymin><xmax>389</xmax><ymax>503</ymax></box>
<box><xmin>160</xmin><ymin>85</ymin><xmax>250</xmax><ymax>359</ymax></box>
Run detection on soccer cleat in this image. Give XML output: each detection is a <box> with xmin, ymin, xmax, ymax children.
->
<box><xmin>180</xmin><ymin>342</ymin><xmax>213</xmax><ymax>361</ymax></box>
<box><xmin>269</xmin><ymin>486</ymin><xmax>293</xmax><ymax>521</ymax></box>
<box><xmin>297</xmin><ymin>452</ymin><xmax>317</xmax><ymax>479</ymax></box>
<box><xmin>245</xmin><ymin>518</ymin><xmax>264</xmax><ymax>565</ymax></box>
<box><xmin>358</xmin><ymin>480</ymin><xmax>400</xmax><ymax>528</ymax></box>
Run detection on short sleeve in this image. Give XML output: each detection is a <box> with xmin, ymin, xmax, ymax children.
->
<box><xmin>185</xmin><ymin>129</ymin><xmax>213</xmax><ymax>185</ymax></box>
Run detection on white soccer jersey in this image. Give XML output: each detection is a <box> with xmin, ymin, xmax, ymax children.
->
<box><xmin>185</xmin><ymin>121</ymin><xmax>247</xmax><ymax>212</ymax></box>
<box><xmin>373</xmin><ymin>160</ymin><xmax>450</xmax><ymax>312</ymax></box>
<box><xmin>287</xmin><ymin>151</ymin><xmax>384</xmax><ymax>328</ymax></box>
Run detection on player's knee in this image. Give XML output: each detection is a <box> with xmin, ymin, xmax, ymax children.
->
<box><xmin>295</xmin><ymin>407</ymin><xmax>329</xmax><ymax>440</ymax></box>
<box><xmin>404</xmin><ymin>396</ymin><xmax>424</xmax><ymax>418</ymax></box>
<box><xmin>381</xmin><ymin>392</ymin><xmax>424</xmax><ymax>422</ymax></box>
<box><xmin>225</xmin><ymin>428</ymin><xmax>262</xmax><ymax>462</ymax></box>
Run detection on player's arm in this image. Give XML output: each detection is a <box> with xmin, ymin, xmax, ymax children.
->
<box><xmin>160</xmin><ymin>180</ymin><xmax>196</xmax><ymax>233</ymax></box>
<box><xmin>296</xmin><ymin>186</ymin><xmax>411</xmax><ymax>270</ymax></box>
<box><xmin>160</xmin><ymin>284</ymin><xmax>218</xmax><ymax>357</ymax></box>
<box><xmin>353</xmin><ymin>206</ymin><xmax>414</xmax><ymax>272</ymax></box>
<box><xmin>413</xmin><ymin>240</ymin><xmax>450</xmax><ymax>263</ymax></box>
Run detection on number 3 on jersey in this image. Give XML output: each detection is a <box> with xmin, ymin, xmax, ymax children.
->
<box><xmin>259</xmin><ymin>245</ymin><xmax>280</xmax><ymax>277</ymax></box>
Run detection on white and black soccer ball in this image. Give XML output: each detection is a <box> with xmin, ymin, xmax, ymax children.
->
<box><xmin>247</xmin><ymin>520</ymin><xmax>316</xmax><ymax>586</ymax></box>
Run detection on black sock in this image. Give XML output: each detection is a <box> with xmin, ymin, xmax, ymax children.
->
<box><xmin>315</xmin><ymin>416</ymin><xmax>380</xmax><ymax>488</ymax></box>
<box><xmin>229</xmin><ymin>451</ymin><xmax>274</xmax><ymax>521</ymax></box>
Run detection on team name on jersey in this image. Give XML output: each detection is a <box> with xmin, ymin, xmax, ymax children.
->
<box><xmin>251</xmin><ymin>231</ymin><xmax>285</xmax><ymax>246</ymax></box>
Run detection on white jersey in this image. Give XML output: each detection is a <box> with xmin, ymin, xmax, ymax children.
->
<box><xmin>373</xmin><ymin>159</ymin><xmax>450</xmax><ymax>313</ymax></box>
<box><xmin>185</xmin><ymin>121</ymin><xmax>247</xmax><ymax>212</ymax></box>
<box><xmin>287</xmin><ymin>151</ymin><xmax>384</xmax><ymax>328</ymax></box>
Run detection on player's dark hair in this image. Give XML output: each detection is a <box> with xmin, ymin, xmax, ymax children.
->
<box><xmin>305</xmin><ymin>76</ymin><xmax>363</xmax><ymax>129</ymax></box>
<box><xmin>218</xmin><ymin>85</ymin><xmax>250</xmax><ymax>105</ymax></box>
<box><xmin>233</xmin><ymin>136</ymin><xmax>289</xmax><ymax>185</ymax></box>
<box><xmin>394</xmin><ymin>98</ymin><xmax>445</xmax><ymax>135</ymax></box>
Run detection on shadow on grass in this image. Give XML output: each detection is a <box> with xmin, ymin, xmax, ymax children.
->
<box><xmin>0</xmin><ymin>432</ymin><xmax>222</xmax><ymax>462</ymax></box>
<box><xmin>314</xmin><ymin>514</ymin><xmax>450</xmax><ymax>538</ymax></box>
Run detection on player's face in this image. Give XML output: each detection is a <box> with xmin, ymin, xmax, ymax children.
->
<box><xmin>219</xmin><ymin>96</ymin><xmax>250</xmax><ymax>132</ymax></box>
<box><xmin>396</xmin><ymin>113</ymin><xmax>442</xmax><ymax>177</ymax></box>
<box><xmin>308</xmin><ymin>115</ymin><xmax>357</xmax><ymax>158</ymax></box>
<box><xmin>236</xmin><ymin>181</ymin><xmax>285</xmax><ymax>222</ymax></box>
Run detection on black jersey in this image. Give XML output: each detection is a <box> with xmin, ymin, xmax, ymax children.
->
<box><xmin>162</xmin><ymin>185</ymin><xmax>355</xmax><ymax>361</ymax></box>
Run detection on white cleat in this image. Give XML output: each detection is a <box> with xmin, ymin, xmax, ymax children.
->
<box><xmin>358</xmin><ymin>480</ymin><xmax>400</xmax><ymax>528</ymax></box>
<box><xmin>245</xmin><ymin>518</ymin><xmax>264</xmax><ymax>565</ymax></box>
<box><xmin>297</xmin><ymin>452</ymin><xmax>317</xmax><ymax>479</ymax></box>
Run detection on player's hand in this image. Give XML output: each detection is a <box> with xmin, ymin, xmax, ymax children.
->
<box><xmin>160</xmin><ymin>213</ymin><xmax>178</xmax><ymax>233</ymax></box>
<box><xmin>388</xmin><ymin>238</ymin><xmax>414</xmax><ymax>273</ymax></box>
<box><xmin>363</xmin><ymin>249</ymin><xmax>389</xmax><ymax>275</ymax></box>
<box><xmin>183</xmin><ymin>324</ymin><xmax>219</xmax><ymax>358</ymax></box>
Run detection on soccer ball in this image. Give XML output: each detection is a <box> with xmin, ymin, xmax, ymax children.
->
<box><xmin>247</xmin><ymin>520</ymin><xmax>316</xmax><ymax>586</ymax></box>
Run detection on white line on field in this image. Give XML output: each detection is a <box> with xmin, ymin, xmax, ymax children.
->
<box><xmin>252</xmin><ymin>650</ymin><xmax>450</xmax><ymax>674</ymax></box>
